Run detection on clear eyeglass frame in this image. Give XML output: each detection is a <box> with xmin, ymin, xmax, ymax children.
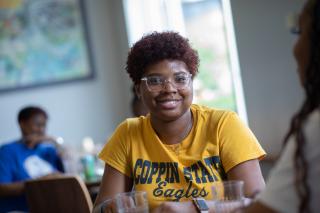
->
<box><xmin>140</xmin><ymin>73</ymin><xmax>192</xmax><ymax>92</ymax></box>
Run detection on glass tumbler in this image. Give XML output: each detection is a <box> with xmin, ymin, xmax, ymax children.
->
<box><xmin>211</xmin><ymin>180</ymin><xmax>245</xmax><ymax>213</ymax></box>
<box><xmin>116</xmin><ymin>191</ymin><xmax>149</xmax><ymax>213</ymax></box>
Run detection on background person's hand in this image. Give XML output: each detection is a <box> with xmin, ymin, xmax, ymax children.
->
<box><xmin>24</xmin><ymin>134</ymin><xmax>57</xmax><ymax>148</ymax></box>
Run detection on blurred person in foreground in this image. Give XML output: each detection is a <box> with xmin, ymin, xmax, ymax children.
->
<box><xmin>0</xmin><ymin>106</ymin><xmax>64</xmax><ymax>212</ymax></box>
<box><xmin>93</xmin><ymin>31</ymin><xmax>266</xmax><ymax>213</ymax></box>
<box><xmin>240</xmin><ymin>0</ymin><xmax>320</xmax><ymax>213</ymax></box>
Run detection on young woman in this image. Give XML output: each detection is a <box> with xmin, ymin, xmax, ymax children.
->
<box><xmin>94</xmin><ymin>32</ymin><xmax>266</xmax><ymax>212</ymax></box>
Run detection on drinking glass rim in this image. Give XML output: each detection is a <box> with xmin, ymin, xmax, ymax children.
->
<box><xmin>211</xmin><ymin>180</ymin><xmax>245</xmax><ymax>201</ymax></box>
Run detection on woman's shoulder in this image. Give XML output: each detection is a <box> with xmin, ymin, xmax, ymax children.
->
<box><xmin>306</xmin><ymin>110</ymin><xmax>320</xmax><ymax>125</ymax></box>
<box><xmin>113</xmin><ymin>116</ymin><xmax>149</xmax><ymax>134</ymax></box>
<box><xmin>304</xmin><ymin>110</ymin><xmax>320</xmax><ymax>145</ymax></box>
<box><xmin>191</xmin><ymin>104</ymin><xmax>237</xmax><ymax>120</ymax></box>
<box><xmin>124</xmin><ymin>115</ymin><xmax>149</xmax><ymax>127</ymax></box>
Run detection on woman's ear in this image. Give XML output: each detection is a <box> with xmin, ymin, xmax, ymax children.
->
<box><xmin>134</xmin><ymin>84</ymin><xmax>141</xmax><ymax>99</ymax></box>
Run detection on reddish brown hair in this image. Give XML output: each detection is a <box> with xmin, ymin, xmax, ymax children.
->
<box><xmin>126</xmin><ymin>31</ymin><xmax>199</xmax><ymax>85</ymax></box>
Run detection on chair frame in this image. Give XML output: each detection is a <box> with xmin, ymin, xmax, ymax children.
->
<box><xmin>25</xmin><ymin>175</ymin><xmax>93</xmax><ymax>213</ymax></box>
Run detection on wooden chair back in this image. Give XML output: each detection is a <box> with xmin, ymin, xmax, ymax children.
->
<box><xmin>25</xmin><ymin>175</ymin><xmax>93</xmax><ymax>213</ymax></box>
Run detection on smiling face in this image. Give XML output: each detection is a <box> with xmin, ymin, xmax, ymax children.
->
<box><xmin>136</xmin><ymin>59</ymin><xmax>193</xmax><ymax>122</ymax></box>
<box><xmin>293</xmin><ymin>3</ymin><xmax>312</xmax><ymax>85</ymax></box>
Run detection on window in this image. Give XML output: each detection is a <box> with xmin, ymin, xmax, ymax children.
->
<box><xmin>123</xmin><ymin>0</ymin><xmax>247</xmax><ymax>123</ymax></box>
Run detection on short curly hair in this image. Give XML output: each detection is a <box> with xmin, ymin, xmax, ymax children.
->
<box><xmin>18</xmin><ymin>106</ymin><xmax>48</xmax><ymax>123</ymax></box>
<box><xmin>126</xmin><ymin>31</ymin><xmax>199</xmax><ymax>84</ymax></box>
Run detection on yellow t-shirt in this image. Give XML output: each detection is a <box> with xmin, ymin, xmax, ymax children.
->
<box><xmin>99</xmin><ymin>104</ymin><xmax>265</xmax><ymax>209</ymax></box>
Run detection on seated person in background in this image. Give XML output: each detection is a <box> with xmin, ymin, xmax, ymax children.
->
<box><xmin>0</xmin><ymin>106</ymin><xmax>64</xmax><ymax>212</ymax></box>
<box><xmin>240</xmin><ymin>0</ymin><xmax>320</xmax><ymax>212</ymax></box>
<box><xmin>93</xmin><ymin>31</ymin><xmax>266</xmax><ymax>212</ymax></box>
<box><xmin>131</xmin><ymin>85</ymin><xmax>149</xmax><ymax>117</ymax></box>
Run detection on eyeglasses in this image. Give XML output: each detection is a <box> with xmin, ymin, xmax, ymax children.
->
<box><xmin>141</xmin><ymin>73</ymin><xmax>192</xmax><ymax>92</ymax></box>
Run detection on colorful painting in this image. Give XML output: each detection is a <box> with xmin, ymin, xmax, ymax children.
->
<box><xmin>0</xmin><ymin>0</ymin><xmax>93</xmax><ymax>92</ymax></box>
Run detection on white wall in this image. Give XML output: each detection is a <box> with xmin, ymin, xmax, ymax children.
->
<box><xmin>230</xmin><ymin>0</ymin><xmax>304</xmax><ymax>156</ymax></box>
<box><xmin>0</xmin><ymin>0</ymin><xmax>132</xmax><ymax>148</ymax></box>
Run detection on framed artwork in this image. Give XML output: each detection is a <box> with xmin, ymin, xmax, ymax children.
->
<box><xmin>0</xmin><ymin>0</ymin><xmax>94</xmax><ymax>93</ymax></box>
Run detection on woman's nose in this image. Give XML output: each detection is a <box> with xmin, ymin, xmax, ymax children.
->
<box><xmin>162</xmin><ymin>79</ymin><xmax>178</xmax><ymax>92</ymax></box>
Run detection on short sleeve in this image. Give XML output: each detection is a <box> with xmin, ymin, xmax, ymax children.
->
<box><xmin>258</xmin><ymin>140</ymin><xmax>298</xmax><ymax>213</ymax></box>
<box><xmin>0</xmin><ymin>147</ymin><xmax>13</xmax><ymax>183</ymax></box>
<box><xmin>219</xmin><ymin>112</ymin><xmax>266</xmax><ymax>172</ymax></box>
<box><xmin>99</xmin><ymin>121</ymin><xmax>132</xmax><ymax>177</ymax></box>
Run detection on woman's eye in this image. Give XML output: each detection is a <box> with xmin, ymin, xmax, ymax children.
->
<box><xmin>147</xmin><ymin>77</ymin><xmax>163</xmax><ymax>85</ymax></box>
<box><xmin>175</xmin><ymin>75</ymin><xmax>188</xmax><ymax>83</ymax></box>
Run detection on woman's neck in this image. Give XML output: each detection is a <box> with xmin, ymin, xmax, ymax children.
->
<box><xmin>150</xmin><ymin>109</ymin><xmax>193</xmax><ymax>145</ymax></box>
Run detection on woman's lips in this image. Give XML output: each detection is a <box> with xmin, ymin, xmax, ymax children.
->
<box><xmin>156</xmin><ymin>99</ymin><xmax>181</xmax><ymax>109</ymax></box>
